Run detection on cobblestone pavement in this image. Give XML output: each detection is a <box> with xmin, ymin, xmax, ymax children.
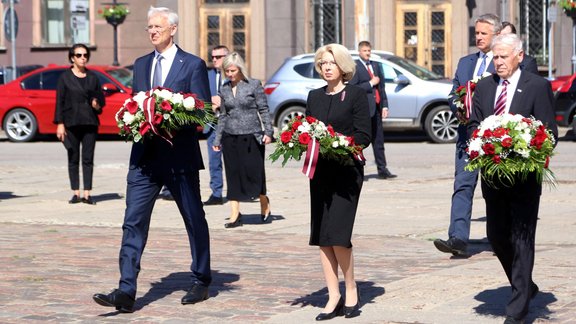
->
<box><xmin>1</xmin><ymin>130</ymin><xmax>575</xmax><ymax>323</ymax></box>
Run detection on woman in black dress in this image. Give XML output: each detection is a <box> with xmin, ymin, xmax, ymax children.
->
<box><xmin>54</xmin><ymin>44</ymin><xmax>105</xmax><ymax>205</ymax></box>
<box><xmin>306</xmin><ymin>44</ymin><xmax>371</xmax><ymax>320</ymax></box>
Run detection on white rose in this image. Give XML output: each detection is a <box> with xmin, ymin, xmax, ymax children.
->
<box><xmin>468</xmin><ymin>138</ymin><xmax>483</xmax><ymax>154</ymax></box>
<box><xmin>157</xmin><ymin>89</ymin><xmax>173</xmax><ymax>100</ymax></box>
<box><xmin>183</xmin><ymin>97</ymin><xmax>196</xmax><ymax>110</ymax></box>
<box><xmin>288</xmin><ymin>142</ymin><xmax>294</xmax><ymax>148</ymax></box>
<box><xmin>332</xmin><ymin>141</ymin><xmax>339</xmax><ymax>148</ymax></box>
<box><xmin>163</xmin><ymin>113</ymin><xmax>171</xmax><ymax>120</ymax></box>
<box><xmin>170</xmin><ymin>93</ymin><xmax>184</xmax><ymax>105</ymax></box>
<box><xmin>122</xmin><ymin>112</ymin><xmax>135</xmax><ymax>124</ymax></box>
<box><xmin>133</xmin><ymin>91</ymin><xmax>148</xmax><ymax>107</ymax></box>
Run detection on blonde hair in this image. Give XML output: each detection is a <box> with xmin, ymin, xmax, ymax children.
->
<box><xmin>314</xmin><ymin>43</ymin><xmax>356</xmax><ymax>82</ymax></box>
<box><xmin>222</xmin><ymin>52</ymin><xmax>250</xmax><ymax>80</ymax></box>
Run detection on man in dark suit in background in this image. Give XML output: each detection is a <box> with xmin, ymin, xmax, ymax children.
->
<box><xmin>93</xmin><ymin>6</ymin><xmax>212</xmax><ymax>312</ymax></box>
<box><xmin>500</xmin><ymin>21</ymin><xmax>539</xmax><ymax>74</ymax></box>
<box><xmin>203</xmin><ymin>45</ymin><xmax>229</xmax><ymax>206</ymax></box>
<box><xmin>468</xmin><ymin>33</ymin><xmax>557</xmax><ymax>324</ymax></box>
<box><xmin>349</xmin><ymin>40</ymin><xmax>396</xmax><ymax>179</ymax></box>
<box><xmin>434</xmin><ymin>13</ymin><xmax>500</xmax><ymax>256</ymax></box>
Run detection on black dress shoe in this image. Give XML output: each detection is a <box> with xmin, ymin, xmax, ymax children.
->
<box><xmin>224</xmin><ymin>213</ymin><xmax>243</xmax><ymax>228</ymax></box>
<box><xmin>315</xmin><ymin>297</ymin><xmax>344</xmax><ymax>321</ymax></box>
<box><xmin>181</xmin><ymin>284</ymin><xmax>209</xmax><ymax>304</ymax></box>
<box><xmin>93</xmin><ymin>289</ymin><xmax>135</xmax><ymax>313</ymax></box>
<box><xmin>82</xmin><ymin>196</ymin><xmax>96</xmax><ymax>205</ymax></box>
<box><xmin>503</xmin><ymin>316</ymin><xmax>524</xmax><ymax>324</ymax></box>
<box><xmin>204</xmin><ymin>195</ymin><xmax>224</xmax><ymax>205</ymax></box>
<box><xmin>69</xmin><ymin>195</ymin><xmax>81</xmax><ymax>204</ymax></box>
<box><xmin>377</xmin><ymin>169</ymin><xmax>397</xmax><ymax>179</ymax></box>
<box><xmin>343</xmin><ymin>288</ymin><xmax>361</xmax><ymax>318</ymax></box>
<box><xmin>433</xmin><ymin>237</ymin><xmax>468</xmax><ymax>256</ymax></box>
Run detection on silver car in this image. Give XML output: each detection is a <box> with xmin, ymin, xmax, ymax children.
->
<box><xmin>264</xmin><ymin>51</ymin><xmax>457</xmax><ymax>143</ymax></box>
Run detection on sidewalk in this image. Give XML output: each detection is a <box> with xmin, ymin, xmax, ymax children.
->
<box><xmin>0</xmin><ymin>131</ymin><xmax>575</xmax><ymax>323</ymax></box>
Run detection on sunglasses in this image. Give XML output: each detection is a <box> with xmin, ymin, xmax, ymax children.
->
<box><xmin>74</xmin><ymin>53</ymin><xmax>89</xmax><ymax>58</ymax></box>
<box><xmin>212</xmin><ymin>55</ymin><xmax>226</xmax><ymax>60</ymax></box>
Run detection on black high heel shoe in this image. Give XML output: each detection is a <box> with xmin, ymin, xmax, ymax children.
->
<box><xmin>315</xmin><ymin>297</ymin><xmax>344</xmax><ymax>321</ymax></box>
<box><xmin>261</xmin><ymin>196</ymin><xmax>271</xmax><ymax>223</ymax></box>
<box><xmin>343</xmin><ymin>288</ymin><xmax>360</xmax><ymax>318</ymax></box>
<box><xmin>224</xmin><ymin>213</ymin><xmax>243</xmax><ymax>228</ymax></box>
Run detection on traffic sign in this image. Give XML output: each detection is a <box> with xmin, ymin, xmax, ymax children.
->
<box><xmin>3</xmin><ymin>7</ymin><xmax>19</xmax><ymax>39</ymax></box>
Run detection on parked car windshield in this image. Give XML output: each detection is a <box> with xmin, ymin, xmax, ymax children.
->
<box><xmin>386</xmin><ymin>56</ymin><xmax>445</xmax><ymax>81</ymax></box>
<box><xmin>106</xmin><ymin>68</ymin><xmax>133</xmax><ymax>89</ymax></box>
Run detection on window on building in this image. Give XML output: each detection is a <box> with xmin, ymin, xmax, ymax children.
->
<box><xmin>41</xmin><ymin>0</ymin><xmax>90</xmax><ymax>46</ymax></box>
<box><xmin>312</xmin><ymin>0</ymin><xmax>342</xmax><ymax>48</ymax></box>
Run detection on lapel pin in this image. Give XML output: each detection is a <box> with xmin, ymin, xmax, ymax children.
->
<box><xmin>179</xmin><ymin>59</ymin><xmax>183</xmax><ymax>63</ymax></box>
<box><xmin>517</xmin><ymin>89</ymin><xmax>522</xmax><ymax>93</ymax></box>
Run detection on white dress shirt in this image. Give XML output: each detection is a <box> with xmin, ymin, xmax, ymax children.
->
<box><xmin>150</xmin><ymin>44</ymin><xmax>178</xmax><ymax>88</ymax></box>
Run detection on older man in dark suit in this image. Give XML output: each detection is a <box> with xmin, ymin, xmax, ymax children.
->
<box><xmin>93</xmin><ymin>6</ymin><xmax>212</xmax><ymax>312</ymax></box>
<box><xmin>469</xmin><ymin>33</ymin><xmax>557</xmax><ymax>324</ymax></box>
<box><xmin>349</xmin><ymin>40</ymin><xmax>396</xmax><ymax>179</ymax></box>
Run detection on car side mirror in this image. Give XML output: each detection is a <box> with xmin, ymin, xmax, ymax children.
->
<box><xmin>102</xmin><ymin>83</ymin><xmax>119</xmax><ymax>96</ymax></box>
<box><xmin>393</xmin><ymin>75</ymin><xmax>410</xmax><ymax>85</ymax></box>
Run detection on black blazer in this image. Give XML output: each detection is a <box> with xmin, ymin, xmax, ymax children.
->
<box><xmin>306</xmin><ymin>84</ymin><xmax>371</xmax><ymax>148</ymax></box>
<box><xmin>54</xmin><ymin>68</ymin><xmax>105</xmax><ymax>127</ymax></box>
<box><xmin>348</xmin><ymin>60</ymin><xmax>389</xmax><ymax>117</ymax></box>
<box><xmin>468</xmin><ymin>71</ymin><xmax>558</xmax><ymax>198</ymax></box>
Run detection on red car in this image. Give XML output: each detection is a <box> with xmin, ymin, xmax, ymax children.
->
<box><xmin>0</xmin><ymin>65</ymin><xmax>132</xmax><ymax>142</ymax></box>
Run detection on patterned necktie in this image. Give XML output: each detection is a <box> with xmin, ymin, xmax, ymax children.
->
<box><xmin>365</xmin><ymin>62</ymin><xmax>381</xmax><ymax>104</ymax></box>
<box><xmin>152</xmin><ymin>54</ymin><xmax>163</xmax><ymax>88</ymax></box>
<box><xmin>476</xmin><ymin>54</ymin><xmax>487</xmax><ymax>76</ymax></box>
<box><xmin>494</xmin><ymin>80</ymin><xmax>509</xmax><ymax>115</ymax></box>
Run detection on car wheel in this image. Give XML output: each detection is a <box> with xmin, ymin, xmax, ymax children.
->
<box><xmin>276</xmin><ymin>106</ymin><xmax>306</xmax><ymax>128</ymax></box>
<box><xmin>424</xmin><ymin>105</ymin><xmax>458</xmax><ymax>143</ymax></box>
<box><xmin>3</xmin><ymin>108</ymin><xmax>38</xmax><ymax>142</ymax></box>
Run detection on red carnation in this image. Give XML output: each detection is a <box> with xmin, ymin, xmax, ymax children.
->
<box><xmin>327</xmin><ymin>125</ymin><xmax>335</xmax><ymax>137</ymax></box>
<box><xmin>139</xmin><ymin>122</ymin><xmax>151</xmax><ymax>136</ymax></box>
<box><xmin>346</xmin><ymin>136</ymin><xmax>355</xmax><ymax>146</ymax></box>
<box><xmin>501</xmin><ymin>137</ymin><xmax>513</xmax><ymax>148</ymax></box>
<box><xmin>472</xmin><ymin>129</ymin><xmax>480</xmax><ymax>138</ymax></box>
<box><xmin>153</xmin><ymin>113</ymin><xmax>163</xmax><ymax>125</ymax></box>
<box><xmin>493</xmin><ymin>127</ymin><xmax>508</xmax><ymax>138</ymax></box>
<box><xmin>299</xmin><ymin>132</ymin><xmax>311</xmax><ymax>145</ymax></box>
<box><xmin>306</xmin><ymin>116</ymin><xmax>316</xmax><ymax>123</ymax></box>
<box><xmin>292</xmin><ymin>121</ymin><xmax>302</xmax><ymax>132</ymax></box>
<box><xmin>469</xmin><ymin>150</ymin><xmax>479</xmax><ymax>159</ymax></box>
<box><xmin>280</xmin><ymin>131</ymin><xmax>293</xmax><ymax>143</ymax></box>
<box><xmin>492</xmin><ymin>155</ymin><xmax>501</xmax><ymax>164</ymax></box>
<box><xmin>482</xmin><ymin>129</ymin><xmax>494</xmax><ymax>138</ymax></box>
<box><xmin>160</xmin><ymin>100</ymin><xmax>172</xmax><ymax>112</ymax></box>
<box><xmin>126</xmin><ymin>100</ymin><xmax>139</xmax><ymax>114</ymax></box>
<box><xmin>455</xmin><ymin>85</ymin><xmax>465</xmax><ymax>93</ymax></box>
<box><xmin>482</xmin><ymin>143</ymin><xmax>496</xmax><ymax>155</ymax></box>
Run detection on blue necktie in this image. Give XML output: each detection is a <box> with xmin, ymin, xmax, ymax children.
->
<box><xmin>152</xmin><ymin>54</ymin><xmax>163</xmax><ymax>88</ymax></box>
<box><xmin>476</xmin><ymin>55</ymin><xmax>487</xmax><ymax>76</ymax></box>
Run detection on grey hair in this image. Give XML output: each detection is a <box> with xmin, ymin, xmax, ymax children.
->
<box><xmin>475</xmin><ymin>13</ymin><xmax>502</xmax><ymax>34</ymax></box>
<box><xmin>491</xmin><ymin>34</ymin><xmax>524</xmax><ymax>53</ymax></box>
<box><xmin>222</xmin><ymin>52</ymin><xmax>250</xmax><ymax>80</ymax></box>
<box><xmin>148</xmin><ymin>6</ymin><xmax>179</xmax><ymax>26</ymax></box>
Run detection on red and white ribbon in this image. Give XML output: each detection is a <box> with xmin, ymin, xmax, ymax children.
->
<box><xmin>465</xmin><ymin>80</ymin><xmax>474</xmax><ymax>119</ymax></box>
<box><xmin>302</xmin><ymin>138</ymin><xmax>320</xmax><ymax>179</ymax></box>
<box><xmin>143</xmin><ymin>96</ymin><xmax>173</xmax><ymax>146</ymax></box>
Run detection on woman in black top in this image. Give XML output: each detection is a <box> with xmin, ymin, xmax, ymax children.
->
<box><xmin>306</xmin><ymin>44</ymin><xmax>371</xmax><ymax>320</ymax></box>
<box><xmin>54</xmin><ymin>44</ymin><xmax>105</xmax><ymax>205</ymax></box>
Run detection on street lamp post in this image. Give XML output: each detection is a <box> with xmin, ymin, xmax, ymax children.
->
<box><xmin>102</xmin><ymin>1</ymin><xmax>128</xmax><ymax>66</ymax></box>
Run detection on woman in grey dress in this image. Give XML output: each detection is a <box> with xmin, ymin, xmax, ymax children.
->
<box><xmin>212</xmin><ymin>52</ymin><xmax>274</xmax><ymax>228</ymax></box>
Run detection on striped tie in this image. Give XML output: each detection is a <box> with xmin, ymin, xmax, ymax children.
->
<box><xmin>494</xmin><ymin>80</ymin><xmax>509</xmax><ymax>115</ymax></box>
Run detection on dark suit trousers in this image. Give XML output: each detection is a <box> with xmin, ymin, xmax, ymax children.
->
<box><xmin>65</xmin><ymin>125</ymin><xmax>97</xmax><ymax>190</ymax></box>
<box><xmin>448</xmin><ymin>124</ymin><xmax>479</xmax><ymax>241</ymax></box>
<box><xmin>118</xmin><ymin>166</ymin><xmax>212</xmax><ymax>297</ymax></box>
<box><xmin>485</xmin><ymin>189</ymin><xmax>539</xmax><ymax>320</ymax></box>
<box><xmin>371</xmin><ymin>109</ymin><xmax>387</xmax><ymax>172</ymax></box>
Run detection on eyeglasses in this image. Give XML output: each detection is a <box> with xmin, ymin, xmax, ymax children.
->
<box><xmin>73</xmin><ymin>53</ymin><xmax>89</xmax><ymax>58</ymax></box>
<box><xmin>145</xmin><ymin>25</ymin><xmax>170</xmax><ymax>33</ymax></box>
<box><xmin>212</xmin><ymin>55</ymin><xmax>226</xmax><ymax>60</ymax></box>
<box><xmin>319</xmin><ymin>61</ymin><xmax>337</xmax><ymax>67</ymax></box>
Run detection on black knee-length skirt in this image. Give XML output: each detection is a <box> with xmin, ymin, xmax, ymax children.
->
<box><xmin>309</xmin><ymin>157</ymin><xmax>364</xmax><ymax>248</ymax></box>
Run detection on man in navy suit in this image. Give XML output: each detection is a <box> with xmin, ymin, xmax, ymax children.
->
<box><xmin>93</xmin><ymin>6</ymin><xmax>212</xmax><ymax>312</ymax></box>
<box><xmin>434</xmin><ymin>13</ymin><xmax>501</xmax><ymax>256</ymax></box>
<box><xmin>468</xmin><ymin>33</ymin><xmax>557</xmax><ymax>324</ymax></box>
<box><xmin>203</xmin><ymin>45</ymin><xmax>229</xmax><ymax>206</ymax></box>
<box><xmin>349</xmin><ymin>40</ymin><xmax>396</xmax><ymax>179</ymax></box>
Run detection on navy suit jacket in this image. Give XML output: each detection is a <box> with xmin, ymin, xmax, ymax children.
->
<box><xmin>449</xmin><ymin>52</ymin><xmax>496</xmax><ymax>114</ymax></box>
<box><xmin>207</xmin><ymin>68</ymin><xmax>221</xmax><ymax>97</ymax></box>
<box><xmin>349</xmin><ymin>60</ymin><xmax>389</xmax><ymax>117</ymax></box>
<box><xmin>130</xmin><ymin>46</ymin><xmax>211</xmax><ymax>173</ymax></box>
<box><xmin>468</xmin><ymin>71</ymin><xmax>558</xmax><ymax>198</ymax></box>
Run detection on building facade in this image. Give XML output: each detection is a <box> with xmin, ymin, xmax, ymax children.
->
<box><xmin>0</xmin><ymin>0</ymin><xmax>573</xmax><ymax>82</ymax></box>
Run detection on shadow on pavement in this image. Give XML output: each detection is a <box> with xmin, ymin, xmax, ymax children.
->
<box><xmin>0</xmin><ymin>191</ymin><xmax>26</xmax><ymax>201</ymax></box>
<box><xmin>474</xmin><ymin>286</ymin><xmax>556</xmax><ymax>323</ymax></box>
<box><xmin>90</xmin><ymin>193</ymin><xmax>123</xmax><ymax>203</ymax></box>
<box><xmin>289</xmin><ymin>281</ymin><xmax>385</xmax><ymax>310</ymax></box>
